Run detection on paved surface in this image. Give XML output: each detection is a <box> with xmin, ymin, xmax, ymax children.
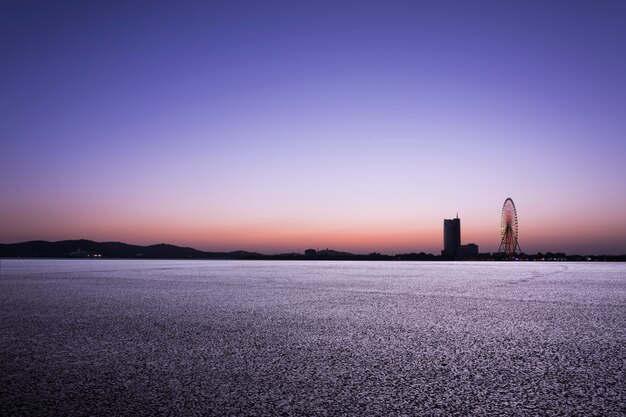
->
<box><xmin>1</xmin><ymin>260</ymin><xmax>625</xmax><ymax>416</ymax></box>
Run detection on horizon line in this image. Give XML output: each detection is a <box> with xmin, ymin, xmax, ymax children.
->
<box><xmin>1</xmin><ymin>238</ymin><xmax>625</xmax><ymax>258</ymax></box>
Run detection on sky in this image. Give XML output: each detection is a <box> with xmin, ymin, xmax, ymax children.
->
<box><xmin>1</xmin><ymin>1</ymin><xmax>625</xmax><ymax>255</ymax></box>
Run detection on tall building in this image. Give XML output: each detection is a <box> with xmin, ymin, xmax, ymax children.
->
<box><xmin>442</xmin><ymin>215</ymin><xmax>461</xmax><ymax>256</ymax></box>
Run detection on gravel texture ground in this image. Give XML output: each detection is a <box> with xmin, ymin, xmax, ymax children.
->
<box><xmin>1</xmin><ymin>260</ymin><xmax>625</xmax><ymax>416</ymax></box>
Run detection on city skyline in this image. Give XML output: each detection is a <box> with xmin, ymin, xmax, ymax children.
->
<box><xmin>2</xmin><ymin>2</ymin><xmax>626</xmax><ymax>255</ymax></box>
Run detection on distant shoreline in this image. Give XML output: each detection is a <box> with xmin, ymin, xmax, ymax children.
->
<box><xmin>2</xmin><ymin>258</ymin><xmax>626</xmax><ymax>263</ymax></box>
<box><xmin>1</xmin><ymin>240</ymin><xmax>625</xmax><ymax>262</ymax></box>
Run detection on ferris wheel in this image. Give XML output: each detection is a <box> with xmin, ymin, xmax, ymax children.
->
<box><xmin>498</xmin><ymin>198</ymin><xmax>522</xmax><ymax>255</ymax></box>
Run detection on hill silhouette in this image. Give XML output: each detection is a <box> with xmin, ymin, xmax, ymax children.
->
<box><xmin>0</xmin><ymin>239</ymin><xmax>264</xmax><ymax>259</ymax></box>
<box><xmin>0</xmin><ymin>240</ymin><xmax>394</xmax><ymax>260</ymax></box>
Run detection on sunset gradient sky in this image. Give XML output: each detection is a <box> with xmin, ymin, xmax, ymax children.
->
<box><xmin>2</xmin><ymin>1</ymin><xmax>626</xmax><ymax>254</ymax></box>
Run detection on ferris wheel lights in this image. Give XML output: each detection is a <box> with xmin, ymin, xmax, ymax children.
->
<box><xmin>498</xmin><ymin>198</ymin><xmax>521</xmax><ymax>255</ymax></box>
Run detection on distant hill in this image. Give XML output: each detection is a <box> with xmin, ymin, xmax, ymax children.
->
<box><xmin>0</xmin><ymin>240</ymin><xmax>389</xmax><ymax>260</ymax></box>
<box><xmin>0</xmin><ymin>240</ymin><xmax>264</xmax><ymax>260</ymax></box>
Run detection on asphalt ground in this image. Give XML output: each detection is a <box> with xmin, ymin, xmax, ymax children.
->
<box><xmin>1</xmin><ymin>260</ymin><xmax>625</xmax><ymax>416</ymax></box>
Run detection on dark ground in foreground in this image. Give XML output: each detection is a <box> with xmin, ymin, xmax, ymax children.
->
<box><xmin>1</xmin><ymin>260</ymin><xmax>625</xmax><ymax>416</ymax></box>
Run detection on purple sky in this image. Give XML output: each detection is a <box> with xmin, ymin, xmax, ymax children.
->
<box><xmin>1</xmin><ymin>1</ymin><xmax>625</xmax><ymax>254</ymax></box>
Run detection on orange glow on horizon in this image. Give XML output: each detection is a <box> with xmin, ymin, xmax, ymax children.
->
<box><xmin>2</xmin><ymin>197</ymin><xmax>625</xmax><ymax>255</ymax></box>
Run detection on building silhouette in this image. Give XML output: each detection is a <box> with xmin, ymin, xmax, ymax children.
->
<box><xmin>457</xmin><ymin>243</ymin><xmax>479</xmax><ymax>258</ymax></box>
<box><xmin>442</xmin><ymin>214</ymin><xmax>479</xmax><ymax>259</ymax></box>
<box><xmin>442</xmin><ymin>215</ymin><xmax>461</xmax><ymax>257</ymax></box>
